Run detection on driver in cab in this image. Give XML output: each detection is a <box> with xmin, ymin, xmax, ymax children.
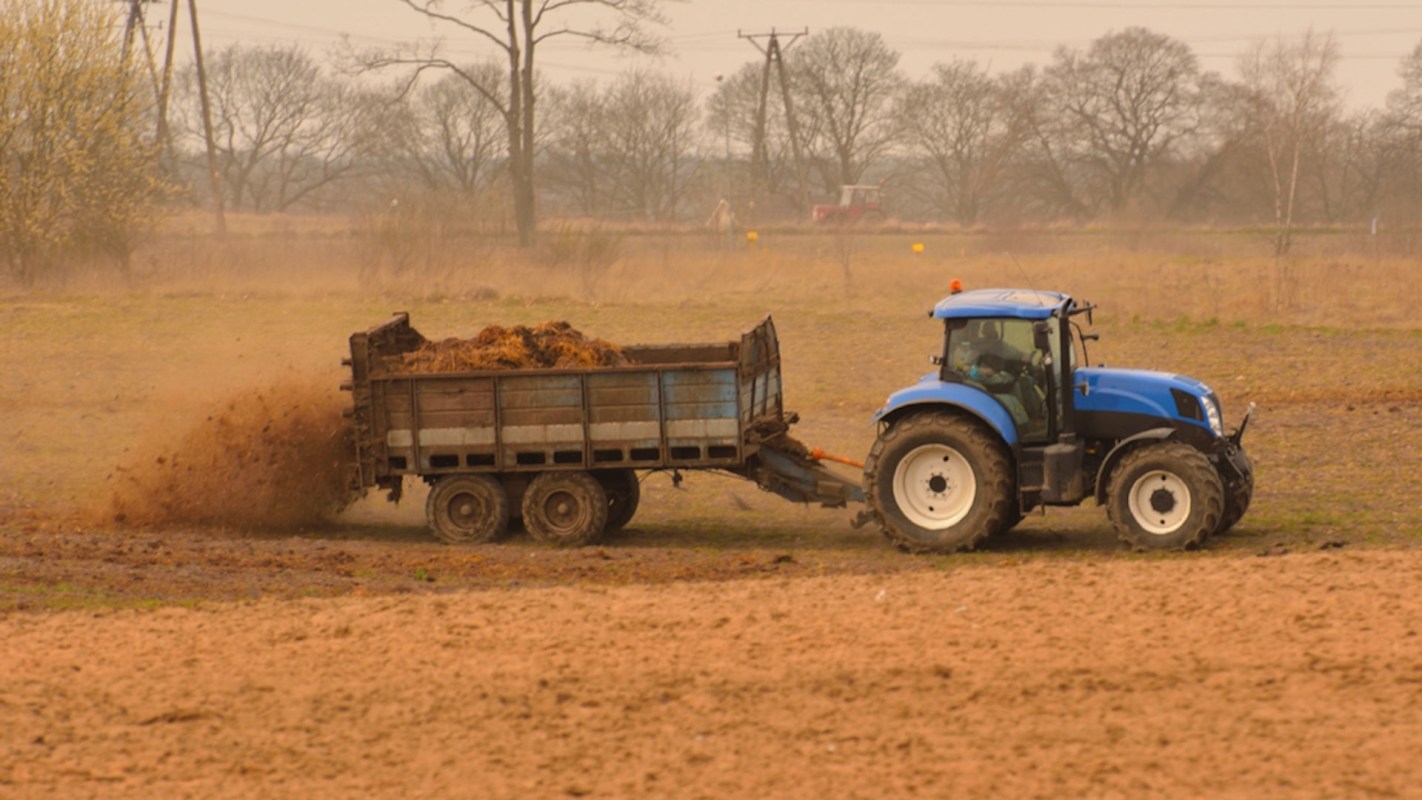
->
<box><xmin>951</xmin><ymin>320</ymin><xmax>1031</xmax><ymax>425</ymax></box>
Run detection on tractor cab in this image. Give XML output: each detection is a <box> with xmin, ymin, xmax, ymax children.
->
<box><xmin>840</xmin><ymin>184</ymin><xmax>880</xmax><ymax>208</ymax></box>
<box><xmin>942</xmin><ymin>307</ymin><xmax>1065</xmax><ymax>444</ymax></box>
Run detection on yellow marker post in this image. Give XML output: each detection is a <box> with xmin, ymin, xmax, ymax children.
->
<box><xmin>912</xmin><ymin>242</ymin><xmax>924</xmax><ymax>254</ymax></box>
<box><xmin>746</xmin><ymin>230</ymin><xmax>759</xmax><ymax>251</ymax></box>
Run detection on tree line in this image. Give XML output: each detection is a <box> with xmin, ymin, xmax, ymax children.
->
<box><xmin>172</xmin><ymin>26</ymin><xmax>1422</xmax><ymax>254</ymax></box>
<box><xmin>8</xmin><ymin>0</ymin><xmax>1422</xmax><ymax>281</ymax></box>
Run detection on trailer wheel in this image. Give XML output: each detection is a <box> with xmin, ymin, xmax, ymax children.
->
<box><xmin>425</xmin><ymin>475</ymin><xmax>509</xmax><ymax>544</ymax></box>
<box><xmin>1106</xmin><ymin>442</ymin><xmax>1223</xmax><ymax>551</ymax></box>
<box><xmin>597</xmin><ymin>469</ymin><xmax>641</xmax><ymax>533</ymax></box>
<box><xmin>523</xmin><ymin>472</ymin><xmax>609</xmax><ymax>547</ymax></box>
<box><xmin>864</xmin><ymin>412</ymin><xmax>1014</xmax><ymax>553</ymax></box>
<box><xmin>1216</xmin><ymin>451</ymin><xmax>1254</xmax><ymax>536</ymax></box>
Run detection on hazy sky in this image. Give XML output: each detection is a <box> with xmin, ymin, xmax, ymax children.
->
<box><xmin>175</xmin><ymin>0</ymin><xmax>1422</xmax><ymax>110</ymax></box>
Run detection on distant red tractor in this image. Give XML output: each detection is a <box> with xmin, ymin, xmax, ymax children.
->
<box><xmin>812</xmin><ymin>183</ymin><xmax>887</xmax><ymax>225</ymax></box>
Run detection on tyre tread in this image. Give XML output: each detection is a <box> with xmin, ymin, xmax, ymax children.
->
<box><xmin>1105</xmin><ymin>441</ymin><xmax>1224</xmax><ymax>551</ymax></box>
<box><xmin>863</xmin><ymin>412</ymin><xmax>1013</xmax><ymax>554</ymax></box>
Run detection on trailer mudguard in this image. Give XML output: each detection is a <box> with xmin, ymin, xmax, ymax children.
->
<box><xmin>871</xmin><ymin>376</ymin><xmax>1019</xmax><ymax>448</ymax></box>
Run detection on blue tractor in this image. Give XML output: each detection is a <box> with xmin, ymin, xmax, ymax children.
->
<box><xmin>863</xmin><ymin>286</ymin><xmax>1255</xmax><ymax>552</ymax></box>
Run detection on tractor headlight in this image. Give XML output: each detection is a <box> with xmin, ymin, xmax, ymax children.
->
<box><xmin>1202</xmin><ymin>395</ymin><xmax>1224</xmax><ymax>436</ymax></box>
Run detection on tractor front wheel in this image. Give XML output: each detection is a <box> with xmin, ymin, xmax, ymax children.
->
<box><xmin>864</xmin><ymin>412</ymin><xmax>1014</xmax><ymax>553</ymax></box>
<box><xmin>1216</xmin><ymin>449</ymin><xmax>1254</xmax><ymax>536</ymax></box>
<box><xmin>1106</xmin><ymin>442</ymin><xmax>1224</xmax><ymax>551</ymax></box>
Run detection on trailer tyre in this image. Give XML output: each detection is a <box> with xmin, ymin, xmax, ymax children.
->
<box><xmin>864</xmin><ymin>412</ymin><xmax>1014</xmax><ymax>553</ymax></box>
<box><xmin>597</xmin><ymin>469</ymin><xmax>641</xmax><ymax>533</ymax></box>
<box><xmin>426</xmin><ymin>475</ymin><xmax>510</xmax><ymax>544</ymax></box>
<box><xmin>1106</xmin><ymin>442</ymin><xmax>1223</xmax><ymax>551</ymax></box>
<box><xmin>523</xmin><ymin>471</ymin><xmax>609</xmax><ymax>547</ymax></box>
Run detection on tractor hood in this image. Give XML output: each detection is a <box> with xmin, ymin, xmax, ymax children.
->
<box><xmin>1074</xmin><ymin>367</ymin><xmax>1223</xmax><ymax>436</ymax></box>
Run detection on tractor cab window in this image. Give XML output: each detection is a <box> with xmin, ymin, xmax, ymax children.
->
<box><xmin>945</xmin><ymin>318</ymin><xmax>1052</xmax><ymax>440</ymax></box>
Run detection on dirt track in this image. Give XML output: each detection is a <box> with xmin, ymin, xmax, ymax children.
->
<box><xmin>4</xmin><ymin>548</ymin><xmax>1420</xmax><ymax>798</ymax></box>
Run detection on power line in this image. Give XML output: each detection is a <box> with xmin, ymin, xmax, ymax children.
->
<box><xmin>771</xmin><ymin>0</ymin><xmax>1422</xmax><ymax>8</ymax></box>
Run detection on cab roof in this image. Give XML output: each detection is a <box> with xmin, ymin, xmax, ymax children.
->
<box><xmin>930</xmin><ymin>288</ymin><xmax>1072</xmax><ymax>320</ymax></box>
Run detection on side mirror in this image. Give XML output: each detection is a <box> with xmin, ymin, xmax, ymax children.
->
<box><xmin>1032</xmin><ymin>321</ymin><xmax>1051</xmax><ymax>353</ymax></box>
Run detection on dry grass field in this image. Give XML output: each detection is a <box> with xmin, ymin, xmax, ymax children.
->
<box><xmin>2</xmin><ymin>218</ymin><xmax>1421</xmax><ymax>796</ymax></box>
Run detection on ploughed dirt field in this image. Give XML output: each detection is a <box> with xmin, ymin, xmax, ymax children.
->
<box><xmin>3</xmin><ymin>245</ymin><xmax>1422</xmax><ymax>796</ymax></box>
<box><xmin>4</xmin><ymin>551</ymin><xmax>1421</xmax><ymax>798</ymax></box>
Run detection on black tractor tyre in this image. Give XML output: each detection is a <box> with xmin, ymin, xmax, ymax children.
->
<box><xmin>1106</xmin><ymin>442</ymin><xmax>1224</xmax><ymax>551</ymax></box>
<box><xmin>863</xmin><ymin>411</ymin><xmax>1015</xmax><ymax>553</ymax></box>
<box><xmin>522</xmin><ymin>471</ymin><xmax>609</xmax><ymax>548</ymax></box>
<box><xmin>998</xmin><ymin>498</ymin><xmax>1026</xmax><ymax>536</ymax></box>
<box><xmin>1216</xmin><ymin>451</ymin><xmax>1255</xmax><ymax>536</ymax></box>
<box><xmin>425</xmin><ymin>475</ymin><xmax>510</xmax><ymax>544</ymax></box>
<box><xmin>596</xmin><ymin>469</ymin><xmax>641</xmax><ymax>533</ymax></box>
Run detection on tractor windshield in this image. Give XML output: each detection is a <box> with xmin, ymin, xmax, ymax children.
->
<box><xmin>944</xmin><ymin>317</ymin><xmax>1056</xmax><ymax>441</ymax></box>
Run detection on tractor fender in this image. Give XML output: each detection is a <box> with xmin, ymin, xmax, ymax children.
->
<box><xmin>1093</xmin><ymin>427</ymin><xmax>1177</xmax><ymax>504</ymax></box>
<box><xmin>872</xmin><ymin>379</ymin><xmax>1019</xmax><ymax>449</ymax></box>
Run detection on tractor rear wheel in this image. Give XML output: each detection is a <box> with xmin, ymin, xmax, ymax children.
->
<box><xmin>1106</xmin><ymin>442</ymin><xmax>1224</xmax><ymax>551</ymax></box>
<box><xmin>522</xmin><ymin>471</ymin><xmax>609</xmax><ymax>548</ymax></box>
<box><xmin>864</xmin><ymin>412</ymin><xmax>1014</xmax><ymax>553</ymax></box>
<box><xmin>425</xmin><ymin>475</ymin><xmax>510</xmax><ymax>544</ymax></box>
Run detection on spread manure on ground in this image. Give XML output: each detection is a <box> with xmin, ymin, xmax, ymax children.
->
<box><xmin>107</xmin><ymin>380</ymin><xmax>355</xmax><ymax>531</ymax></box>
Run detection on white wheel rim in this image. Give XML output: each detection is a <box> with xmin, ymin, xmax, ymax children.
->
<box><xmin>892</xmin><ymin>444</ymin><xmax>976</xmax><ymax>529</ymax></box>
<box><xmin>1127</xmin><ymin>469</ymin><xmax>1192</xmax><ymax>535</ymax></box>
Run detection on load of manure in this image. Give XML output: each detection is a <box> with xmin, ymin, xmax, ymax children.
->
<box><xmin>390</xmin><ymin>320</ymin><xmax>627</xmax><ymax>373</ymax></box>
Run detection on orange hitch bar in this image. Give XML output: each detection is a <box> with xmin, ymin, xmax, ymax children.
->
<box><xmin>808</xmin><ymin>447</ymin><xmax>865</xmax><ymax>470</ymax></box>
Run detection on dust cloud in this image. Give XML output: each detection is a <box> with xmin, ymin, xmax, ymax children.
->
<box><xmin>107</xmin><ymin>380</ymin><xmax>355</xmax><ymax>531</ymax></box>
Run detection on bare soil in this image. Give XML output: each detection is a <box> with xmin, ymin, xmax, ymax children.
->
<box><xmin>4</xmin><ymin>245</ymin><xmax>1422</xmax><ymax>797</ymax></box>
<box><xmin>3</xmin><ymin>548</ymin><xmax>1420</xmax><ymax>798</ymax></box>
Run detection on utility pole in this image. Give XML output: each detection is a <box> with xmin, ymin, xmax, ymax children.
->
<box><xmin>120</xmin><ymin>0</ymin><xmax>144</xmax><ymax>63</ymax></box>
<box><xmin>187</xmin><ymin>0</ymin><xmax>226</xmax><ymax>237</ymax></box>
<box><xmin>120</xmin><ymin>0</ymin><xmax>224</xmax><ymax>236</ymax></box>
<box><xmin>738</xmin><ymin>28</ymin><xmax>811</xmax><ymax>221</ymax></box>
<box><xmin>155</xmin><ymin>0</ymin><xmax>181</xmax><ymax>171</ymax></box>
<box><xmin>135</xmin><ymin>0</ymin><xmax>225</xmax><ymax>237</ymax></box>
<box><xmin>118</xmin><ymin>0</ymin><xmax>163</xmax><ymax>98</ymax></box>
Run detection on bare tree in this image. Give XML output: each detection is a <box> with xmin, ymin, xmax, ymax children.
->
<box><xmin>1369</xmin><ymin>41</ymin><xmax>1422</xmax><ymax>227</ymax></box>
<box><xmin>1236</xmin><ymin>30</ymin><xmax>1340</xmax><ymax>256</ymax></box>
<box><xmin>789</xmin><ymin>27</ymin><xmax>903</xmax><ymax>195</ymax></box>
<box><xmin>178</xmin><ymin>45</ymin><xmax>379</xmax><ymax>212</ymax></box>
<box><xmin>357</xmin><ymin>0</ymin><xmax>668</xmax><ymax>247</ymax></box>
<box><xmin>998</xmin><ymin>65</ymin><xmax>1094</xmax><ymax>221</ymax></box>
<box><xmin>599</xmin><ymin>70</ymin><xmax>699</xmax><ymax>220</ymax></box>
<box><xmin>1311</xmin><ymin>111</ymin><xmax>1383</xmax><ymax>224</ymax></box>
<box><xmin>0</xmin><ymin>0</ymin><xmax>165</xmax><ymax>283</ymax></box>
<box><xmin>541</xmin><ymin>81</ymin><xmax>609</xmax><ymax>216</ymax></box>
<box><xmin>895</xmin><ymin>60</ymin><xmax>1029</xmax><ymax>225</ymax></box>
<box><xmin>1046</xmin><ymin>27</ymin><xmax>1205</xmax><ymax>216</ymax></box>
<box><xmin>395</xmin><ymin>64</ymin><xmax>507</xmax><ymax>199</ymax></box>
